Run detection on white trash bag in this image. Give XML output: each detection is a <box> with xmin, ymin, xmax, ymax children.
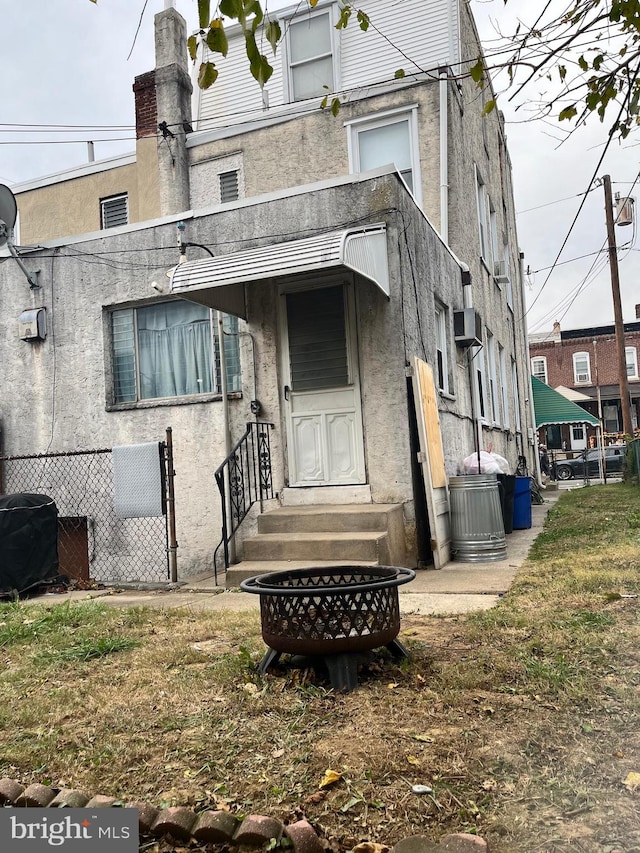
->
<box><xmin>460</xmin><ymin>451</ymin><xmax>511</xmax><ymax>475</ymax></box>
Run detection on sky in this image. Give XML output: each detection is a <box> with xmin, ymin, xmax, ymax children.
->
<box><xmin>2</xmin><ymin>0</ymin><xmax>638</xmax><ymax>335</ymax></box>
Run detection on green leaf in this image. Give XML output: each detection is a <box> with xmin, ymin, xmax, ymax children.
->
<box><xmin>336</xmin><ymin>5</ymin><xmax>352</xmax><ymax>30</ymax></box>
<box><xmin>470</xmin><ymin>59</ymin><xmax>484</xmax><ymax>84</ymax></box>
<box><xmin>198</xmin><ymin>0</ymin><xmax>211</xmax><ymax>29</ymax></box>
<box><xmin>558</xmin><ymin>64</ymin><xmax>567</xmax><ymax>82</ymax></box>
<box><xmin>357</xmin><ymin>9</ymin><xmax>370</xmax><ymax>31</ymax></box>
<box><xmin>265</xmin><ymin>19</ymin><xmax>281</xmax><ymax>54</ymax></box>
<box><xmin>483</xmin><ymin>98</ymin><xmax>496</xmax><ymax>115</ymax></box>
<box><xmin>198</xmin><ymin>61</ymin><xmax>219</xmax><ymax>89</ymax></box>
<box><xmin>219</xmin><ymin>0</ymin><xmax>242</xmax><ymax>18</ymax></box>
<box><xmin>578</xmin><ymin>55</ymin><xmax>589</xmax><ymax>72</ymax></box>
<box><xmin>558</xmin><ymin>105</ymin><xmax>578</xmax><ymax>121</ymax></box>
<box><xmin>394</xmin><ymin>68</ymin><xmax>406</xmax><ymax>79</ymax></box>
<box><xmin>245</xmin><ymin>32</ymin><xmax>273</xmax><ymax>88</ymax></box>
<box><xmin>330</xmin><ymin>97</ymin><xmax>341</xmax><ymax>117</ymax></box>
<box><xmin>206</xmin><ymin>19</ymin><xmax>229</xmax><ymax>57</ymax></box>
<box><xmin>187</xmin><ymin>34</ymin><xmax>199</xmax><ymax>61</ymax></box>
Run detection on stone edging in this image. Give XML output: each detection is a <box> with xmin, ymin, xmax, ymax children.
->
<box><xmin>0</xmin><ymin>778</ymin><xmax>488</xmax><ymax>852</ymax></box>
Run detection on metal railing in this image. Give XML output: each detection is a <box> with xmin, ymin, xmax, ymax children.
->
<box><xmin>214</xmin><ymin>422</ymin><xmax>274</xmax><ymax>581</ymax></box>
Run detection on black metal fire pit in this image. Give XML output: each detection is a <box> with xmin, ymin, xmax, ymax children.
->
<box><xmin>240</xmin><ymin>565</ymin><xmax>415</xmax><ymax>692</ymax></box>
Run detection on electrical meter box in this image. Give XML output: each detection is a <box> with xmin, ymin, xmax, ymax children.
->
<box><xmin>18</xmin><ymin>308</ymin><xmax>46</xmax><ymax>341</ymax></box>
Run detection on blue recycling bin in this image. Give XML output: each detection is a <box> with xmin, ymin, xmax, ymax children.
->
<box><xmin>513</xmin><ymin>476</ymin><xmax>532</xmax><ymax>529</ymax></box>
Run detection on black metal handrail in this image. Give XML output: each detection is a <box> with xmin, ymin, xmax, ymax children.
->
<box><xmin>213</xmin><ymin>421</ymin><xmax>274</xmax><ymax>581</ymax></box>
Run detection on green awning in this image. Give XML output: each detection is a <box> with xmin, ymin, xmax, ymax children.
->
<box><xmin>531</xmin><ymin>375</ymin><xmax>599</xmax><ymax>428</ymax></box>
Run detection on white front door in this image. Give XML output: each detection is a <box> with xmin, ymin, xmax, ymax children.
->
<box><xmin>282</xmin><ymin>283</ymin><xmax>366</xmax><ymax>486</ymax></box>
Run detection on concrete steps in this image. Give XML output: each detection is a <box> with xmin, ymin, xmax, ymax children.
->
<box><xmin>224</xmin><ymin>503</ymin><xmax>406</xmax><ymax>588</ymax></box>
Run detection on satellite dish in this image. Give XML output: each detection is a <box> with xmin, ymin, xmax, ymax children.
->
<box><xmin>0</xmin><ymin>183</ymin><xmax>17</xmax><ymax>248</ymax></box>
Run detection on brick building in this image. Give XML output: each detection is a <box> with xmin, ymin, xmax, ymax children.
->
<box><xmin>529</xmin><ymin>308</ymin><xmax>640</xmax><ymax>450</ymax></box>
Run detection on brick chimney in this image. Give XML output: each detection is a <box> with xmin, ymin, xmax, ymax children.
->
<box><xmin>636</xmin><ymin>303</ymin><xmax>640</xmax><ymax>319</ymax></box>
<box><xmin>133</xmin><ymin>71</ymin><xmax>157</xmax><ymax>139</ymax></box>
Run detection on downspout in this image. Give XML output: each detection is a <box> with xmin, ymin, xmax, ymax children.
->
<box><xmin>439</xmin><ymin>68</ymin><xmax>449</xmax><ymax>244</ymax></box>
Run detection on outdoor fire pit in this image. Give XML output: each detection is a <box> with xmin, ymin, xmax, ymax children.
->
<box><xmin>240</xmin><ymin>565</ymin><xmax>415</xmax><ymax>692</ymax></box>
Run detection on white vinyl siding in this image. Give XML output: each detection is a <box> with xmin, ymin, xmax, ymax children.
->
<box><xmin>196</xmin><ymin>0</ymin><xmax>460</xmax><ymax>126</ymax></box>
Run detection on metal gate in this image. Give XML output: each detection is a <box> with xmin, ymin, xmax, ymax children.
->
<box><xmin>0</xmin><ymin>437</ymin><xmax>175</xmax><ymax>585</ymax></box>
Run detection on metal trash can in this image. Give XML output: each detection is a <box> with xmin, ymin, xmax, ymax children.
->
<box><xmin>449</xmin><ymin>474</ymin><xmax>507</xmax><ymax>562</ymax></box>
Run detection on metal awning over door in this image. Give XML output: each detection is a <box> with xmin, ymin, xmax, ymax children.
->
<box><xmin>169</xmin><ymin>225</ymin><xmax>390</xmax><ymax>319</ymax></box>
<box><xmin>531</xmin><ymin>376</ymin><xmax>599</xmax><ymax>427</ymax></box>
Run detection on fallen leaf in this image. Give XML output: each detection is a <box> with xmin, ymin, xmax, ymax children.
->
<box><xmin>387</xmin><ymin>683</ymin><xmax>399</xmax><ymax>689</ymax></box>
<box><xmin>353</xmin><ymin>843</ymin><xmax>389</xmax><ymax>853</ymax></box>
<box><xmin>303</xmin><ymin>791</ymin><xmax>326</xmax><ymax>805</ymax></box>
<box><xmin>623</xmin><ymin>772</ymin><xmax>640</xmax><ymax>790</ymax></box>
<box><xmin>319</xmin><ymin>769</ymin><xmax>343</xmax><ymax>788</ymax></box>
<box><xmin>406</xmin><ymin>755</ymin><xmax>421</xmax><ymax>766</ymax></box>
<box><xmin>412</xmin><ymin>733</ymin><xmax>434</xmax><ymax>743</ymax></box>
<box><xmin>340</xmin><ymin>796</ymin><xmax>362</xmax><ymax>813</ymax></box>
<box><xmin>272</xmin><ymin>748</ymin><xmax>285</xmax><ymax>759</ymax></box>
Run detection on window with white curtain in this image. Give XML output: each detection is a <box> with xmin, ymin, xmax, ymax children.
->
<box><xmin>347</xmin><ymin>107</ymin><xmax>422</xmax><ymax>204</ymax></box>
<box><xmin>110</xmin><ymin>300</ymin><xmax>240</xmax><ymax>404</ymax></box>
<box><xmin>573</xmin><ymin>351</ymin><xmax>591</xmax><ymax>383</ymax></box>
<box><xmin>286</xmin><ymin>10</ymin><xmax>335</xmax><ymax>101</ymax></box>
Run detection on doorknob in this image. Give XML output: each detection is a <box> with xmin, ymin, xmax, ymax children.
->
<box><xmin>284</xmin><ymin>385</ymin><xmax>290</xmax><ymax>401</ymax></box>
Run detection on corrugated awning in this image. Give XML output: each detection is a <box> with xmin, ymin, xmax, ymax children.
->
<box><xmin>531</xmin><ymin>375</ymin><xmax>599</xmax><ymax>428</ymax></box>
<box><xmin>169</xmin><ymin>225</ymin><xmax>390</xmax><ymax>319</ymax></box>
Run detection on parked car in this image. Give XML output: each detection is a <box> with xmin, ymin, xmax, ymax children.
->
<box><xmin>553</xmin><ymin>446</ymin><xmax>627</xmax><ymax>481</ymax></box>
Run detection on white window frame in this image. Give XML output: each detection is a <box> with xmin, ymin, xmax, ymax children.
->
<box><xmin>475</xmin><ymin>166</ymin><xmax>490</xmax><ymax>263</ymax></box>
<box><xmin>499</xmin><ymin>344</ymin><xmax>510</xmax><ymax>428</ymax></box>
<box><xmin>625</xmin><ymin>346</ymin><xmax>638</xmax><ymax>379</ymax></box>
<box><xmin>531</xmin><ymin>356</ymin><xmax>548</xmax><ymax>384</ymax></box>
<box><xmin>573</xmin><ymin>351</ymin><xmax>591</xmax><ymax>384</ymax></box>
<box><xmin>489</xmin><ymin>205</ymin><xmax>499</xmax><ymax>277</ymax></box>
<box><xmin>109</xmin><ymin>301</ymin><xmax>241</xmax><ymax>406</ymax></box>
<box><xmin>346</xmin><ymin>105</ymin><xmax>422</xmax><ymax>207</ymax></box>
<box><xmin>100</xmin><ymin>193</ymin><xmax>128</xmax><ymax>230</ymax></box>
<box><xmin>434</xmin><ymin>302</ymin><xmax>451</xmax><ymax>395</ymax></box>
<box><xmin>473</xmin><ymin>333</ymin><xmax>488</xmax><ymax>422</ymax></box>
<box><xmin>283</xmin><ymin>7</ymin><xmax>338</xmax><ymax>103</ymax></box>
<box><xmin>487</xmin><ymin>331</ymin><xmax>499</xmax><ymax>424</ymax></box>
<box><xmin>511</xmin><ymin>359</ymin><xmax>521</xmax><ymax>432</ymax></box>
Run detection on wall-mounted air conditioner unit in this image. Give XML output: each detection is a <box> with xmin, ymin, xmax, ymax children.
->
<box><xmin>453</xmin><ymin>308</ymin><xmax>482</xmax><ymax>347</ymax></box>
<box><xmin>493</xmin><ymin>259</ymin><xmax>510</xmax><ymax>285</ymax></box>
<box><xmin>18</xmin><ymin>307</ymin><xmax>46</xmax><ymax>341</ymax></box>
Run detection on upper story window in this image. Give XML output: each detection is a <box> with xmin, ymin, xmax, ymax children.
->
<box><xmin>347</xmin><ymin>106</ymin><xmax>422</xmax><ymax>205</ymax></box>
<box><xmin>286</xmin><ymin>10</ymin><xmax>335</xmax><ymax>101</ymax></box>
<box><xmin>531</xmin><ymin>356</ymin><xmax>548</xmax><ymax>384</ymax></box>
<box><xmin>626</xmin><ymin>346</ymin><xmax>638</xmax><ymax>379</ymax></box>
<box><xmin>499</xmin><ymin>344</ymin><xmax>510</xmax><ymax>428</ymax></box>
<box><xmin>573</xmin><ymin>351</ymin><xmax>591</xmax><ymax>384</ymax></box>
<box><xmin>434</xmin><ymin>303</ymin><xmax>451</xmax><ymax>395</ymax></box>
<box><xmin>110</xmin><ymin>300</ymin><xmax>240</xmax><ymax>406</ymax></box>
<box><xmin>101</xmin><ymin>193</ymin><xmax>128</xmax><ymax>229</ymax></box>
<box><xmin>487</xmin><ymin>331</ymin><xmax>499</xmax><ymax>424</ymax></box>
<box><xmin>475</xmin><ymin>167</ymin><xmax>490</xmax><ymax>262</ymax></box>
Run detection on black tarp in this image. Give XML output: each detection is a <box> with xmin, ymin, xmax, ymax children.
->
<box><xmin>0</xmin><ymin>493</ymin><xmax>59</xmax><ymax>595</ymax></box>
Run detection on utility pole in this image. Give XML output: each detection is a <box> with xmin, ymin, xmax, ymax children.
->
<box><xmin>602</xmin><ymin>174</ymin><xmax>633</xmax><ymax>437</ymax></box>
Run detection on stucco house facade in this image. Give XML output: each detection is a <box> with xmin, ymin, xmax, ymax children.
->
<box><xmin>0</xmin><ymin>0</ymin><xmax>534</xmax><ymax>581</ymax></box>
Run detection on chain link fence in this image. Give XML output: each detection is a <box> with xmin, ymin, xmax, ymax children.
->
<box><xmin>0</xmin><ymin>447</ymin><xmax>170</xmax><ymax>585</ymax></box>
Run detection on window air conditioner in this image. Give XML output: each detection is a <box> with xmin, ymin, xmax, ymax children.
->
<box><xmin>453</xmin><ymin>308</ymin><xmax>482</xmax><ymax>347</ymax></box>
<box><xmin>493</xmin><ymin>259</ymin><xmax>510</xmax><ymax>284</ymax></box>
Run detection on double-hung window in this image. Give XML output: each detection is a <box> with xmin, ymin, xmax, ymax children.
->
<box><xmin>487</xmin><ymin>331</ymin><xmax>499</xmax><ymax>423</ymax></box>
<box><xmin>434</xmin><ymin>303</ymin><xmax>451</xmax><ymax>395</ymax></box>
<box><xmin>101</xmin><ymin>193</ymin><xmax>128</xmax><ymax>229</ymax></box>
<box><xmin>626</xmin><ymin>346</ymin><xmax>638</xmax><ymax>379</ymax></box>
<box><xmin>573</xmin><ymin>351</ymin><xmax>591</xmax><ymax>384</ymax></box>
<box><xmin>499</xmin><ymin>344</ymin><xmax>509</xmax><ymax>428</ymax></box>
<box><xmin>110</xmin><ymin>300</ymin><xmax>240</xmax><ymax>405</ymax></box>
<box><xmin>475</xmin><ymin>167</ymin><xmax>490</xmax><ymax>262</ymax></box>
<box><xmin>474</xmin><ymin>332</ymin><xmax>487</xmax><ymax>421</ymax></box>
<box><xmin>347</xmin><ymin>107</ymin><xmax>422</xmax><ymax>205</ymax></box>
<box><xmin>531</xmin><ymin>356</ymin><xmax>548</xmax><ymax>384</ymax></box>
<box><xmin>286</xmin><ymin>10</ymin><xmax>335</xmax><ymax>101</ymax></box>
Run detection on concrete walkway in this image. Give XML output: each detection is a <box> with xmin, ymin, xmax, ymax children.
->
<box><xmin>33</xmin><ymin>497</ymin><xmax>557</xmax><ymax>616</ymax></box>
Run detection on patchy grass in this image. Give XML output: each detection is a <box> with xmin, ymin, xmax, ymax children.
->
<box><xmin>1</xmin><ymin>484</ymin><xmax>639</xmax><ymax>852</ymax></box>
